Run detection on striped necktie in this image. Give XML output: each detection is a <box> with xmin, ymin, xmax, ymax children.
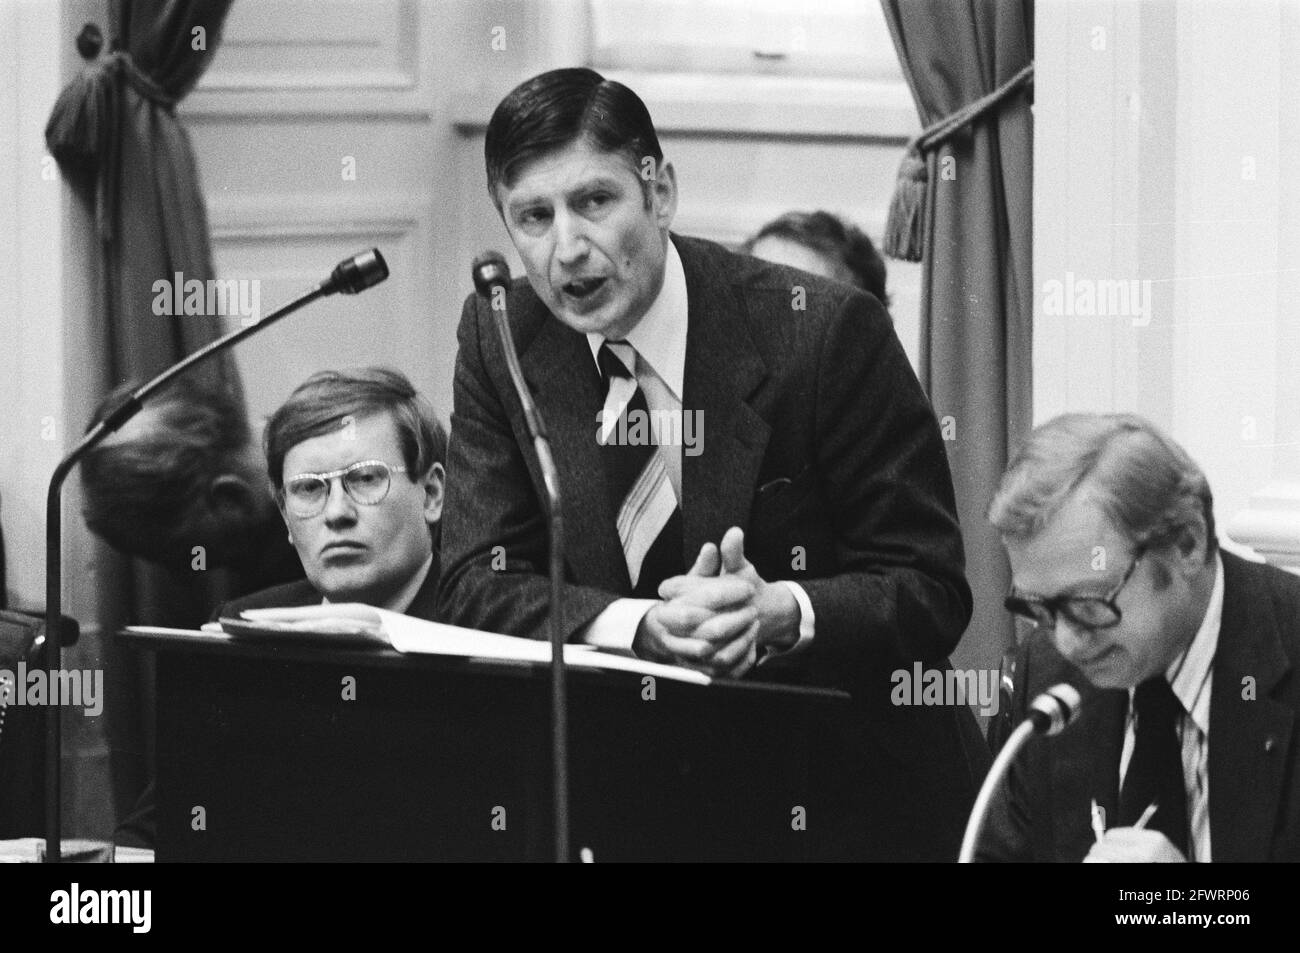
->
<box><xmin>597</xmin><ymin>341</ymin><xmax>682</xmax><ymax>595</ymax></box>
<box><xmin>1119</xmin><ymin>677</ymin><xmax>1190</xmax><ymax>855</ymax></box>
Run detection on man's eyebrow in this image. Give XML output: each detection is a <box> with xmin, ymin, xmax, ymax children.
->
<box><xmin>508</xmin><ymin>175</ymin><xmax>625</xmax><ymax>211</ymax></box>
<box><xmin>573</xmin><ymin>175</ymin><xmax>624</xmax><ymax>192</ymax></box>
<box><xmin>505</xmin><ymin>193</ymin><xmax>546</xmax><ymax>216</ymax></box>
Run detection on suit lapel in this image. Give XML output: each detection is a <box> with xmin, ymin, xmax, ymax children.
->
<box><xmin>1051</xmin><ymin>686</ymin><xmax>1126</xmax><ymax>860</ymax></box>
<box><xmin>510</xmin><ymin>236</ymin><xmax>772</xmax><ymax>590</ymax></box>
<box><xmin>518</xmin><ymin>303</ymin><xmax>630</xmax><ymax>593</ymax></box>
<box><xmin>675</xmin><ymin>237</ymin><xmax>770</xmax><ymax>563</ymax></box>
<box><xmin>1207</xmin><ymin>553</ymin><xmax>1293</xmax><ymax>861</ymax></box>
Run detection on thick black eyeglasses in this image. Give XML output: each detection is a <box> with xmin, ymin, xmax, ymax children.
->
<box><xmin>1004</xmin><ymin>545</ymin><xmax>1146</xmax><ymax>631</ymax></box>
<box><xmin>282</xmin><ymin>459</ymin><xmax>407</xmax><ymax>518</ymax></box>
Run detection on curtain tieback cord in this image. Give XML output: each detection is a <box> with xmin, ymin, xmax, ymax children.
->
<box><xmin>883</xmin><ymin>63</ymin><xmax>1034</xmax><ymax>262</ymax></box>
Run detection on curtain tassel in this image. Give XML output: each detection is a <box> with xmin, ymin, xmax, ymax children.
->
<box><xmin>881</xmin><ymin>62</ymin><xmax>1035</xmax><ymax>263</ymax></box>
<box><xmin>882</xmin><ymin>150</ymin><xmax>928</xmax><ymax>263</ymax></box>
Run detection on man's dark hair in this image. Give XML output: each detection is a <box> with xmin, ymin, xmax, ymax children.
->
<box><xmin>744</xmin><ymin>210</ymin><xmax>890</xmax><ymax>306</ymax></box>
<box><xmin>81</xmin><ymin>381</ymin><xmax>251</xmax><ymax>554</ymax></box>
<box><xmin>484</xmin><ymin>67</ymin><xmax>664</xmax><ymax>206</ymax></box>
<box><xmin>263</xmin><ymin>366</ymin><xmax>447</xmax><ymax>492</ymax></box>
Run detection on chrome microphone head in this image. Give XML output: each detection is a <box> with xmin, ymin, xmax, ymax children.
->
<box><xmin>1028</xmin><ymin>683</ymin><xmax>1082</xmax><ymax>736</ymax></box>
<box><xmin>325</xmin><ymin>248</ymin><xmax>389</xmax><ymax>295</ymax></box>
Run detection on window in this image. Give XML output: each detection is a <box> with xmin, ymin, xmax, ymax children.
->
<box><xmin>588</xmin><ymin>0</ymin><xmax>901</xmax><ymax>81</ymax></box>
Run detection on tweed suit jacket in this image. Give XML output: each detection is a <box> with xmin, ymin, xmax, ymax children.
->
<box><xmin>436</xmin><ymin>235</ymin><xmax>990</xmax><ymax>859</ymax></box>
<box><xmin>438</xmin><ymin>234</ymin><xmax>973</xmax><ymax>692</ymax></box>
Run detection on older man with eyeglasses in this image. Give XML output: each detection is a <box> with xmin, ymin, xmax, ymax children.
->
<box><xmin>214</xmin><ymin>366</ymin><xmax>446</xmax><ymax>621</ymax></box>
<box><xmin>976</xmin><ymin>412</ymin><xmax>1300</xmax><ymax>863</ymax></box>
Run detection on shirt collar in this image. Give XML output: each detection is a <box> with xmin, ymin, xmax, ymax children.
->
<box><xmin>586</xmin><ymin>238</ymin><xmax>688</xmax><ymax>400</ymax></box>
<box><xmin>1164</xmin><ymin>552</ymin><xmax>1224</xmax><ymax>734</ymax></box>
<box><xmin>321</xmin><ymin>551</ymin><xmax>434</xmax><ymax>615</ymax></box>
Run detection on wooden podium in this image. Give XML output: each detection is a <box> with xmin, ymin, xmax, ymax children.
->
<box><xmin>120</xmin><ymin>629</ymin><xmax>859</xmax><ymax>861</ymax></box>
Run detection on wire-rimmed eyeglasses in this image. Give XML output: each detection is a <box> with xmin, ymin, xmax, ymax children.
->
<box><xmin>281</xmin><ymin>459</ymin><xmax>408</xmax><ymax>519</ymax></box>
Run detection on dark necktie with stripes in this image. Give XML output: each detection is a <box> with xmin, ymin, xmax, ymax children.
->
<box><xmin>1118</xmin><ymin>676</ymin><xmax>1189</xmax><ymax>855</ymax></box>
<box><xmin>597</xmin><ymin>341</ymin><xmax>683</xmax><ymax>597</ymax></box>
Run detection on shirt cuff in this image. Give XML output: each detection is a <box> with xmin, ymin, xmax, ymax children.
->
<box><xmin>762</xmin><ymin>581</ymin><xmax>815</xmax><ymax>661</ymax></box>
<box><xmin>579</xmin><ymin>598</ymin><xmax>657</xmax><ymax>655</ymax></box>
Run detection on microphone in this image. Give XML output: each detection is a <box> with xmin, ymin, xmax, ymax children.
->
<box><xmin>957</xmin><ymin>682</ymin><xmax>1084</xmax><ymax>862</ymax></box>
<box><xmin>471</xmin><ymin>252</ymin><xmax>547</xmax><ymax>446</ymax></box>
<box><xmin>471</xmin><ymin>251</ymin><xmax>570</xmax><ymax>863</ymax></box>
<box><xmin>1027</xmin><ymin>683</ymin><xmax>1082</xmax><ymax>736</ymax></box>
<box><xmin>43</xmin><ymin>250</ymin><xmax>388</xmax><ymax>862</ymax></box>
<box><xmin>471</xmin><ymin>251</ymin><xmax>510</xmax><ymax>297</ymax></box>
<box><xmin>323</xmin><ymin>248</ymin><xmax>389</xmax><ymax>296</ymax></box>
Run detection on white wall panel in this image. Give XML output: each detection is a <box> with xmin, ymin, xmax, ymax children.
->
<box><xmin>208</xmin><ymin>194</ymin><xmax>443</xmax><ymax>429</ymax></box>
<box><xmin>186</xmin><ymin>0</ymin><xmax>435</xmax><ymax>117</ymax></box>
<box><xmin>1035</xmin><ymin>0</ymin><xmax>1299</xmax><ymax>561</ymax></box>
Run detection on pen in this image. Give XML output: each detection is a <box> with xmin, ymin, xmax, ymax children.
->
<box><xmin>1134</xmin><ymin>802</ymin><xmax>1159</xmax><ymax>830</ymax></box>
<box><xmin>1090</xmin><ymin>799</ymin><xmax>1106</xmax><ymax>843</ymax></box>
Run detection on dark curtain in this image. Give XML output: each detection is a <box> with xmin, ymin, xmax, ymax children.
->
<box><xmin>46</xmin><ymin>0</ymin><xmax>240</xmax><ymax>829</ymax></box>
<box><xmin>881</xmin><ymin>0</ymin><xmax>1034</xmax><ymax>696</ymax></box>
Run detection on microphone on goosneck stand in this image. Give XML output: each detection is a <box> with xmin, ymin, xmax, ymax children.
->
<box><xmin>957</xmin><ymin>682</ymin><xmax>1083</xmax><ymax>862</ymax></box>
<box><xmin>471</xmin><ymin>251</ymin><xmax>570</xmax><ymax>865</ymax></box>
<box><xmin>43</xmin><ymin>249</ymin><xmax>389</xmax><ymax>862</ymax></box>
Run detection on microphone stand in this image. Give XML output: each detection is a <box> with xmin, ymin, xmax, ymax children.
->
<box><xmin>44</xmin><ymin>251</ymin><xmax>386</xmax><ymax>861</ymax></box>
<box><xmin>957</xmin><ymin>718</ymin><xmax>1037</xmax><ymax>863</ymax></box>
<box><xmin>957</xmin><ymin>682</ymin><xmax>1081</xmax><ymax>862</ymax></box>
<box><xmin>474</xmin><ymin>256</ymin><xmax>569</xmax><ymax>864</ymax></box>
<box><xmin>493</xmin><ymin>311</ymin><xmax>569</xmax><ymax>865</ymax></box>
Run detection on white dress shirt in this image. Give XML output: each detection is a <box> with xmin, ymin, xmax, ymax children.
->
<box><xmin>1119</xmin><ymin>552</ymin><xmax>1223</xmax><ymax>862</ymax></box>
<box><xmin>579</xmin><ymin>240</ymin><xmax>815</xmax><ymax>659</ymax></box>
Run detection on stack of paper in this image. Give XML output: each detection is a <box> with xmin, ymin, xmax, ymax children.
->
<box><xmin>206</xmin><ymin>604</ymin><xmax>711</xmax><ymax>685</ymax></box>
<box><xmin>0</xmin><ymin>838</ymin><xmax>114</xmax><ymax>863</ymax></box>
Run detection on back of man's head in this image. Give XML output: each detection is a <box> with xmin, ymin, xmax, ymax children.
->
<box><xmin>81</xmin><ymin>381</ymin><xmax>253</xmax><ymax>564</ymax></box>
<box><xmin>743</xmin><ymin>210</ymin><xmax>890</xmax><ymax>306</ymax></box>
<box><xmin>484</xmin><ymin>67</ymin><xmax>664</xmax><ymax>207</ymax></box>
<box><xmin>263</xmin><ymin>366</ymin><xmax>447</xmax><ymax>492</ymax></box>
<box><xmin>989</xmin><ymin>412</ymin><xmax>1218</xmax><ymax>570</ymax></box>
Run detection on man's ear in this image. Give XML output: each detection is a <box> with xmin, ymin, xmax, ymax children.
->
<box><xmin>652</xmin><ymin>159</ymin><xmax>677</xmax><ymax>230</ymax></box>
<box><xmin>1174</xmin><ymin>518</ymin><xmax>1209</xmax><ymax>577</ymax></box>
<box><xmin>421</xmin><ymin>462</ymin><xmax>446</xmax><ymax>526</ymax></box>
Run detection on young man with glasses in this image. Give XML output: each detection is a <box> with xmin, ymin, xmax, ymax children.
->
<box><xmin>216</xmin><ymin>367</ymin><xmax>446</xmax><ymax>620</ymax></box>
<box><xmin>119</xmin><ymin>367</ymin><xmax>448</xmax><ymax>850</ymax></box>
<box><xmin>979</xmin><ymin>412</ymin><xmax>1300</xmax><ymax>863</ymax></box>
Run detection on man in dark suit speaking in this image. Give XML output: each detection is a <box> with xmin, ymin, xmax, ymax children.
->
<box><xmin>979</xmin><ymin>413</ymin><xmax>1300</xmax><ymax>862</ymax></box>
<box><xmin>438</xmin><ymin>69</ymin><xmax>986</xmax><ymax>857</ymax></box>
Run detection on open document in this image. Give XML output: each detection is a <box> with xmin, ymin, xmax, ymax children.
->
<box><xmin>129</xmin><ymin>603</ymin><xmax>710</xmax><ymax>685</ymax></box>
